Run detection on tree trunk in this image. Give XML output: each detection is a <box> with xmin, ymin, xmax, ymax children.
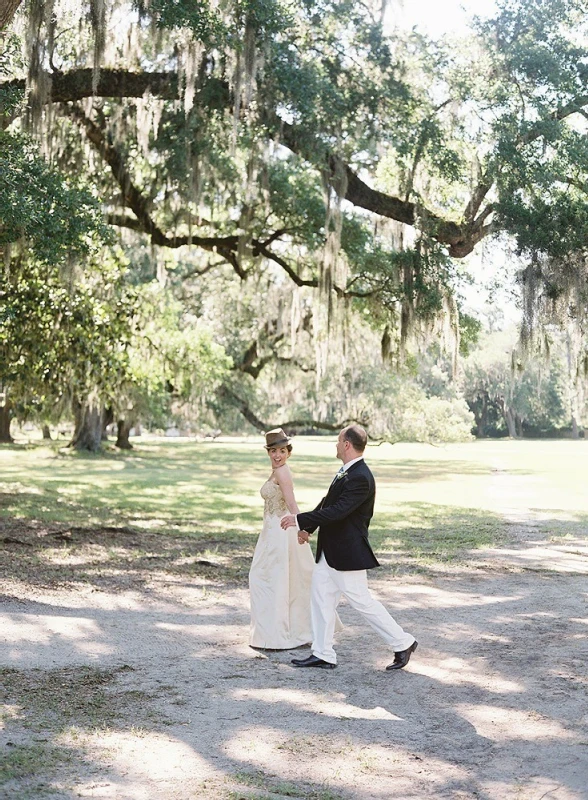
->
<box><xmin>503</xmin><ymin>406</ymin><xmax>517</xmax><ymax>438</ymax></box>
<box><xmin>0</xmin><ymin>403</ymin><xmax>13</xmax><ymax>443</ymax></box>
<box><xmin>0</xmin><ymin>0</ymin><xmax>24</xmax><ymax>31</ymax></box>
<box><xmin>41</xmin><ymin>424</ymin><xmax>52</xmax><ymax>440</ymax></box>
<box><xmin>475</xmin><ymin>394</ymin><xmax>488</xmax><ymax>437</ymax></box>
<box><xmin>115</xmin><ymin>418</ymin><xmax>134</xmax><ymax>450</ymax></box>
<box><xmin>102</xmin><ymin>406</ymin><xmax>114</xmax><ymax>440</ymax></box>
<box><xmin>69</xmin><ymin>401</ymin><xmax>105</xmax><ymax>452</ymax></box>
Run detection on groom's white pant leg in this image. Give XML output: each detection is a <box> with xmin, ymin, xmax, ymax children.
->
<box><xmin>311</xmin><ymin>555</ymin><xmax>415</xmax><ymax>659</ymax></box>
<box><xmin>337</xmin><ymin>569</ymin><xmax>415</xmax><ymax>652</ymax></box>
<box><xmin>311</xmin><ymin>555</ymin><xmax>341</xmax><ymax>664</ymax></box>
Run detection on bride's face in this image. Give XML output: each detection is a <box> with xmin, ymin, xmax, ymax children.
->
<box><xmin>267</xmin><ymin>446</ymin><xmax>290</xmax><ymax>469</ymax></box>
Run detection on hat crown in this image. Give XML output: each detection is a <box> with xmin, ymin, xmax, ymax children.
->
<box><xmin>264</xmin><ymin>427</ymin><xmax>291</xmax><ymax>448</ymax></box>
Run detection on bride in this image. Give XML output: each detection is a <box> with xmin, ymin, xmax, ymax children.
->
<box><xmin>249</xmin><ymin>428</ymin><xmax>314</xmax><ymax>649</ymax></box>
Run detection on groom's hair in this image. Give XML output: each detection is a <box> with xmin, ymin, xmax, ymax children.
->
<box><xmin>343</xmin><ymin>425</ymin><xmax>367</xmax><ymax>452</ymax></box>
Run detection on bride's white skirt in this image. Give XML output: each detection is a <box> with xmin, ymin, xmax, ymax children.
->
<box><xmin>249</xmin><ymin>511</ymin><xmax>314</xmax><ymax>650</ymax></box>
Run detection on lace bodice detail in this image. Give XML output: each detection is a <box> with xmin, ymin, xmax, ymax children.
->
<box><xmin>260</xmin><ymin>479</ymin><xmax>288</xmax><ymax>517</ymax></box>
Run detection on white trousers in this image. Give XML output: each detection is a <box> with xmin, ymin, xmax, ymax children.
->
<box><xmin>311</xmin><ymin>554</ymin><xmax>415</xmax><ymax>664</ymax></box>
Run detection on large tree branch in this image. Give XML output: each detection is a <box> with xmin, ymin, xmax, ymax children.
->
<box><xmin>68</xmin><ymin>104</ymin><xmax>249</xmax><ymax>279</ymax></box>
<box><xmin>5</xmin><ymin>69</ymin><xmax>479</xmax><ymax>256</ymax></box>
<box><xmin>518</xmin><ymin>96</ymin><xmax>588</xmax><ymax>146</ymax></box>
<box><xmin>463</xmin><ymin>181</ymin><xmax>493</xmax><ymax>226</ymax></box>
<box><xmin>218</xmin><ymin>385</ymin><xmax>366</xmax><ymax>434</ymax></box>
<box><xmin>2</xmin><ymin>68</ymin><xmax>229</xmax><ymax>104</ymax></box>
<box><xmin>7</xmin><ymin>68</ymin><xmax>587</xmax><ymax>259</ymax></box>
<box><xmin>72</xmin><ymin>104</ymin><xmax>327</xmax><ymax>287</ymax></box>
<box><xmin>565</xmin><ymin>176</ymin><xmax>588</xmax><ymax>196</ymax></box>
<box><xmin>233</xmin><ymin>339</ymin><xmax>282</xmax><ymax>380</ymax></box>
<box><xmin>254</xmin><ymin>244</ymin><xmax>317</xmax><ymax>288</ymax></box>
<box><xmin>232</xmin><ymin>335</ymin><xmax>315</xmax><ymax>380</ymax></box>
<box><xmin>254</xmin><ymin>243</ymin><xmax>392</xmax><ymax>298</ymax></box>
<box><xmin>107</xmin><ymin>212</ymin><xmax>235</xmax><ymax>254</ymax></box>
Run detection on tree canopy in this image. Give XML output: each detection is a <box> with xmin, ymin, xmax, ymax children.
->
<box><xmin>1</xmin><ymin>0</ymin><xmax>587</xmax><ymax>445</ymax></box>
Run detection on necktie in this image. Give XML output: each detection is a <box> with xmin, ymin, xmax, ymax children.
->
<box><xmin>332</xmin><ymin>466</ymin><xmax>345</xmax><ymax>483</ymax></box>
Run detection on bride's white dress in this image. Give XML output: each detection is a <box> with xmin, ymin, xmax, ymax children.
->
<box><xmin>249</xmin><ymin>478</ymin><xmax>314</xmax><ymax>649</ymax></box>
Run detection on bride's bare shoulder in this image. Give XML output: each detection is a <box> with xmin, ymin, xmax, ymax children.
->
<box><xmin>273</xmin><ymin>463</ymin><xmax>293</xmax><ymax>483</ymax></box>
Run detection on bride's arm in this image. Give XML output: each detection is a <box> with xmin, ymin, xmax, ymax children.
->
<box><xmin>274</xmin><ymin>464</ymin><xmax>300</xmax><ymax>515</ymax></box>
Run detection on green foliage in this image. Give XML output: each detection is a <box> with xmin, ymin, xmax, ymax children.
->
<box><xmin>0</xmin><ymin>132</ymin><xmax>111</xmax><ymax>264</ymax></box>
<box><xmin>0</xmin><ymin>255</ymin><xmax>133</xmax><ymax>421</ymax></box>
<box><xmin>474</xmin><ymin>0</ymin><xmax>588</xmax><ymax>257</ymax></box>
<box><xmin>120</xmin><ymin>283</ymin><xmax>232</xmax><ymax>428</ymax></box>
<box><xmin>153</xmin><ymin>106</ymin><xmax>237</xmax><ymax>207</ymax></box>
<box><xmin>3</xmin><ymin>0</ymin><xmax>587</xmax><ymax>439</ymax></box>
<box><xmin>344</xmin><ymin>363</ymin><xmax>474</xmax><ymax>443</ymax></box>
<box><xmin>267</xmin><ymin>159</ymin><xmax>325</xmax><ymax>250</ymax></box>
<box><xmin>496</xmin><ymin>189</ymin><xmax>588</xmax><ymax>259</ymax></box>
<box><xmin>146</xmin><ymin>0</ymin><xmax>227</xmax><ymax>43</ymax></box>
<box><xmin>146</xmin><ymin>0</ymin><xmax>291</xmax><ymax>44</ymax></box>
<box><xmin>341</xmin><ymin>226</ymin><xmax>456</xmax><ymax>321</ymax></box>
<box><xmin>462</xmin><ymin>328</ymin><xmax>569</xmax><ymax>436</ymax></box>
<box><xmin>459</xmin><ymin>312</ymin><xmax>483</xmax><ymax>357</ymax></box>
<box><xmin>0</xmin><ymin>32</ymin><xmax>24</xmax><ymax>114</ymax></box>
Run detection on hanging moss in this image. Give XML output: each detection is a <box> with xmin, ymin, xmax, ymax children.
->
<box><xmin>89</xmin><ymin>0</ymin><xmax>106</xmax><ymax>92</ymax></box>
<box><xmin>516</xmin><ymin>250</ymin><xmax>588</xmax><ymax>427</ymax></box>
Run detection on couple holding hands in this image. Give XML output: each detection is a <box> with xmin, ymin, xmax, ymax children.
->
<box><xmin>249</xmin><ymin>424</ymin><xmax>417</xmax><ymax>671</ymax></box>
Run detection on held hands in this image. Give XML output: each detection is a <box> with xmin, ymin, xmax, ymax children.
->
<box><xmin>280</xmin><ymin>514</ymin><xmax>310</xmax><ymax>545</ymax></box>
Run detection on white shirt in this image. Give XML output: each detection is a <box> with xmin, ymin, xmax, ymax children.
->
<box><xmin>340</xmin><ymin>456</ymin><xmax>364</xmax><ymax>473</ymax></box>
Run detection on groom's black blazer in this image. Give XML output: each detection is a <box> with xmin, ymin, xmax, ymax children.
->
<box><xmin>297</xmin><ymin>459</ymin><xmax>380</xmax><ymax>571</ymax></box>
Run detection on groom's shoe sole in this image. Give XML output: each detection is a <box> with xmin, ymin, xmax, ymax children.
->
<box><xmin>291</xmin><ymin>655</ymin><xmax>337</xmax><ymax>669</ymax></box>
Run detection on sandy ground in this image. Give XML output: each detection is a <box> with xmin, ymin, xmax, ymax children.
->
<box><xmin>2</xmin><ymin>511</ymin><xmax>588</xmax><ymax>800</ymax></box>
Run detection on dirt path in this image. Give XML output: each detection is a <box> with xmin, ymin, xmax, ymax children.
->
<box><xmin>2</xmin><ymin>513</ymin><xmax>588</xmax><ymax>800</ymax></box>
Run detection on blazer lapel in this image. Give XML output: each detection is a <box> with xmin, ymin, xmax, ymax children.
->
<box><xmin>325</xmin><ymin>471</ymin><xmax>348</xmax><ymax>501</ymax></box>
<box><xmin>325</xmin><ymin>460</ymin><xmax>365</xmax><ymax>501</ymax></box>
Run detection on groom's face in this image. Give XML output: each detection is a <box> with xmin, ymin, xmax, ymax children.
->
<box><xmin>336</xmin><ymin>431</ymin><xmax>347</xmax><ymax>461</ymax></box>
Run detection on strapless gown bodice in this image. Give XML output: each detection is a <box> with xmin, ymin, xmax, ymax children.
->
<box><xmin>260</xmin><ymin>479</ymin><xmax>288</xmax><ymax>516</ymax></box>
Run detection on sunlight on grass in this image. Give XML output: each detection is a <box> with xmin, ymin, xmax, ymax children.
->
<box><xmin>2</xmin><ymin>437</ymin><xmax>588</xmax><ymax>571</ymax></box>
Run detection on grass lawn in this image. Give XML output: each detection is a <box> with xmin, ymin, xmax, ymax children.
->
<box><xmin>2</xmin><ymin>435</ymin><xmax>588</xmax><ymax>588</ymax></box>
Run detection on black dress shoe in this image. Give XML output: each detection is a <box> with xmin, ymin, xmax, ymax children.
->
<box><xmin>386</xmin><ymin>641</ymin><xmax>418</xmax><ymax>671</ymax></box>
<box><xmin>291</xmin><ymin>654</ymin><xmax>337</xmax><ymax>669</ymax></box>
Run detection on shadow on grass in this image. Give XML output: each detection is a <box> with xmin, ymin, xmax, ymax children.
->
<box><xmin>0</xmin><ymin>514</ymin><xmax>258</xmax><ymax>592</ymax></box>
<box><xmin>0</xmin><ymin>497</ymin><xmax>519</xmax><ymax>594</ymax></box>
<box><xmin>0</xmin><ymin>439</ymin><xmax>532</xmax><ymax>530</ymax></box>
<box><xmin>371</xmin><ymin>503</ymin><xmax>508</xmax><ymax>567</ymax></box>
<box><xmin>0</xmin><ymin>663</ymin><xmax>162</xmax><ymax>799</ymax></box>
<box><xmin>4</xmin><ymin>473</ymin><xmax>588</xmax><ymax>594</ymax></box>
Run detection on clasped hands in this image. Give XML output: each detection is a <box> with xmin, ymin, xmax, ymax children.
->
<box><xmin>281</xmin><ymin>514</ymin><xmax>309</xmax><ymax>545</ymax></box>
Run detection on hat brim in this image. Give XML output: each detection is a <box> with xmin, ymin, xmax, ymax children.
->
<box><xmin>264</xmin><ymin>438</ymin><xmax>291</xmax><ymax>449</ymax></box>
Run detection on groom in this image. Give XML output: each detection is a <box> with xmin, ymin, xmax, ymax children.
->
<box><xmin>280</xmin><ymin>424</ymin><xmax>417</xmax><ymax>670</ymax></box>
